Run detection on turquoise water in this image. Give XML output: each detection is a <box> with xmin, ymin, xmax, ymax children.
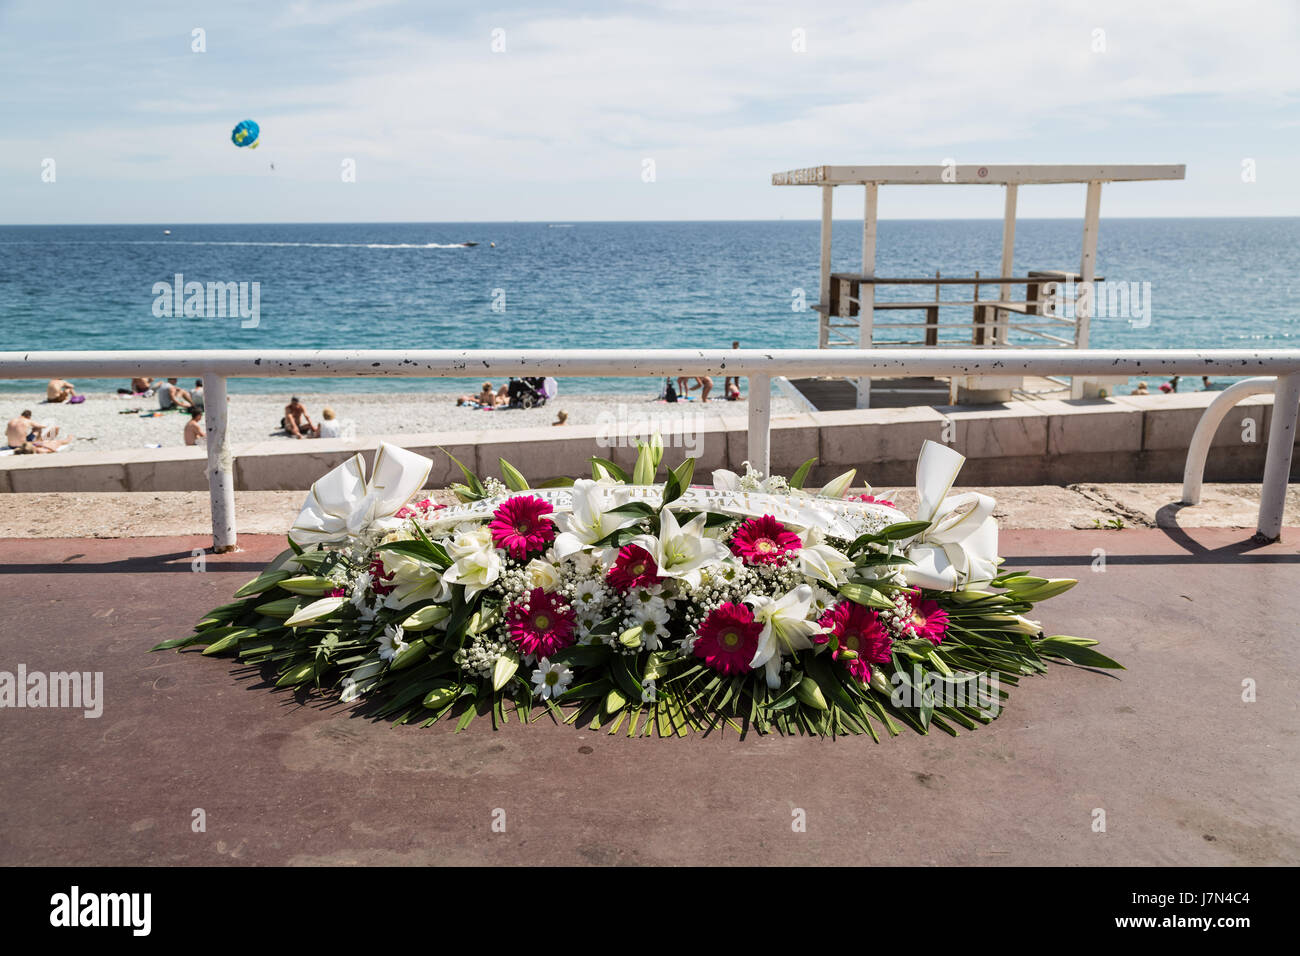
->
<box><xmin>1</xmin><ymin>219</ymin><xmax>1296</xmax><ymax>394</ymax></box>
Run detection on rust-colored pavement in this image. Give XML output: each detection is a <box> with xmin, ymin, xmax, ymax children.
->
<box><xmin>1</xmin><ymin>529</ymin><xmax>1296</xmax><ymax>867</ymax></box>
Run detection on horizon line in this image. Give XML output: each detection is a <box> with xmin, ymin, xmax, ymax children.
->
<box><xmin>3</xmin><ymin>215</ymin><xmax>1299</xmax><ymax>227</ymax></box>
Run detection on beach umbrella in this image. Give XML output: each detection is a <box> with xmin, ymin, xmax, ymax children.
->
<box><xmin>542</xmin><ymin>377</ymin><xmax>559</xmax><ymax>399</ymax></box>
<box><xmin>231</xmin><ymin>119</ymin><xmax>260</xmax><ymax>149</ymax></box>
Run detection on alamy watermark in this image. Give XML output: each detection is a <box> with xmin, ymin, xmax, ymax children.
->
<box><xmin>152</xmin><ymin>273</ymin><xmax>260</xmax><ymax>328</ymax></box>
<box><xmin>890</xmin><ymin>664</ymin><xmax>1000</xmax><ymax>718</ymax></box>
<box><xmin>596</xmin><ymin>404</ymin><xmax>703</xmax><ymax>456</ymax></box>
<box><xmin>1041</xmin><ymin>280</ymin><xmax>1151</xmax><ymax>328</ymax></box>
<box><xmin>1</xmin><ymin>665</ymin><xmax>102</xmax><ymax>718</ymax></box>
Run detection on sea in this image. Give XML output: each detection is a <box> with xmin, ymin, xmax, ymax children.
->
<box><xmin>1</xmin><ymin>218</ymin><xmax>1297</xmax><ymax>396</ymax></box>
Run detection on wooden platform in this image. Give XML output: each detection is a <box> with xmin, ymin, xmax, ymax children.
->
<box><xmin>785</xmin><ymin>376</ymin><xmax>951</xmax><ymax>410</ymax></box>
<box><xmin>784</xmin><ymin>375</ymin><xmax>1071</xmax><ymax>411</ymax></box>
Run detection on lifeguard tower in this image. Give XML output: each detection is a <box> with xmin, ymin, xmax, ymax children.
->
<box><xmin>772</xmin><ymin>164</ymin><xmax>1186</xmax><ymax>408</ymax></box>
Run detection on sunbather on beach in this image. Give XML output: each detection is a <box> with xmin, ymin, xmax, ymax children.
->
<box><xmin>131</xmin><ymin>376</ymin><xmax>154</xmax><ymax>394</ymax></box>
<box><xmin>10</xmin><ymin>437</ymin><xmax>73</xmax><ymax>454</ymax></box>
<box><xmin>46</xmin><ymin>379</ymin><xmax>77</xmax><ymax>403</ymax></box>
<box><xmin>6</xmin><ymin>409</ymin><xmax>58</xmax><ymax>450</ymax></box>
<box><xmin>184</xmin><ymin>408</ymin><xmax>205</xmax><ymax>446</ymax></box>
<box><xmin>157</xmin><ymin>378</ymin><xmax>193</xmax><ymax>410</ymax></box>
<box><xmin>281</xmin><ymin>397</ymin><xmax>315</xmax><ymax>439</ymax></box>
<box><xmin>315</xmin><ymin>406</ymin><xmax>342</xmax><ymax>438</ymax></box>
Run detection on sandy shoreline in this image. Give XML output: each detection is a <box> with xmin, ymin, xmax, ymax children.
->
<box><xmin>3</xmin><ymin>388</ymin><xmax>797</xmax><ymax>454</ymax></box>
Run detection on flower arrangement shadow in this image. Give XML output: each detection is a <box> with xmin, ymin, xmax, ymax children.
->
<box><xmin>155</xmin><ymin>438</ymin><xmax>1121</xmax><ymax>739</ymax></box>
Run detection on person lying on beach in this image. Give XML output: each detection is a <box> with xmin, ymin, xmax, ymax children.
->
<box><xmin>281</xmin><ymin>397</ymin><xmax>315</xmax><ymax>439</ymax></box>
<box><xmin>184</xmin><ymin>408</ymin><xmax>205</xmax><ymax>446</ymax></box>
<box><xmin>157</xmin><ymin>378</ymin><xmax>194</xmax><ymax>411</ymax></box>
<box><xmin>132</xmin><ymin>377</ymin><xmax>153</xmax><ymax>394</ymax></box>
<box><xmin>10</xmin><ymin>437</ymin><xmax>73</xmax><ymax>454</ymax></box>
<box><xmin>46</xmin><ymin>379</ymin><xmax>77</xmax><ymax>403</ymax></box>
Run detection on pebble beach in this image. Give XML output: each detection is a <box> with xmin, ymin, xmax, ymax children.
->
<box><xmin>2</xmin><ymin>388</ymin><xmax>799</xmax><ymax>455</ymax></box>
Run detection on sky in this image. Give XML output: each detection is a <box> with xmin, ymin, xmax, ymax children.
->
<box><xmin>1</xmin><ymin>0</ymin><xmax>1297</xmax><ymax>223</ymax></box>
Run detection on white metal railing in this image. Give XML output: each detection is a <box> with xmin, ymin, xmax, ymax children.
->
<box><xmin>2</xmin><ymin>348</ymin><xmax>1298</xmax><ymax>550</ymax></box>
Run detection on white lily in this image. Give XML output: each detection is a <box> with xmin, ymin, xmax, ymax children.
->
<box><xmin>382</xmin><ymin>549</ymin><xmax>451</xmax><ymax>608</ymax></box>
<box><xmin>627</xmin><ymin>507</ymin><xmax>728</xmax><ymax>589</ymax></box>
<box><xmin>747</xmin><ymin>584</ymin><xmax>823</xmax><ymax>689</ymax></box>
<box><xmin>553</xmin><ymin>479</ymin><xmax>636</xmax><ymax>558</ymax></box>
<box><xmin>798</xmin><ymin>542</ymin><xmax>855</xmax><ymax>586</ymax></box>
<box><xmin>817</xmin><ymin>469</ymin><xmax>858</xmax><ymax>499</ymax></box>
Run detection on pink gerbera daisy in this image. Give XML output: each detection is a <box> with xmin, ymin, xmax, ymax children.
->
<box><xmin>729</xmin><ymin>515</ymin><xmax>802</xmax><ymax>566</ymax></box>
<box><xmin>489</xmin><ymin>495</ymin><xmax>556</xmax><ymax>560</ymax></box>
<box><xmin>605</xmin><ymin>545</ymin><xmax>663</xmax><ymax>592</ymax></box>
<box><xmin>816</xmin><ymin>601</ymin><xmax>893</xmax><ymax>682</ymax></box>
<box><xmin>506</xmin><ymin>587</ymin><xmax>577</xmax><ymax>658</ymax></box>
<box><xmin>907</xmin><ymin>595</ymin><xmax>949</xmax><ymax>646</ymax></box>
<box><xmin>693</xmin><ymin>602</ymin><xmax>761</xmax><ymax>675</ymax></box>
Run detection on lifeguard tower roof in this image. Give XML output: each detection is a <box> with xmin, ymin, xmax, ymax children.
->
<box><xmin>772</xmin><ymin>164</ymin><xmax>1185</xmax><ymax>186</ymax></box>
<box><xmin>772</xmin><ymin>162</ymin><xmax>1186</xmax><ymax>408</ymax></box>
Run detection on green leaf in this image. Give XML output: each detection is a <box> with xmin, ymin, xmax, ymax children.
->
<box><xmin>536</xmin><ymin>476</ymin><xmax>575</xmax><ymax>488</ymax></box>
<box><xmin>789</xmin><ymin>456</ymin><xmax>817</xmax><ymax>490</ymax></box>
<box><xmin>589</xmin><ymin>457</ymin><xmax>630</xmax><ymax>483</ymax></box>
<box><xmin>376</xmin><ymin>538</ymin><xmax>448</xmax><ymax>568</ymax></box>
<box><xmin>233</xmin><ymin>569</ymin><xmax>293</xmax><ymax>598</ymax></box>
<box><xmin>440</xmin><ymin>447</ymin><xmax>486</xmax><ymax>498</ymax></box>
<box><xmin>661</xmin><ymin>457</ymin><xmax>695</xmax><ymax>508</ymax></box>
<box><xmin>877</xmin><ymin>520</ymin><xmax>932</xmax><ymax>541</ymax></box>
<box><xmin>1037</xmin><ymin>638</ymin><xmax>1124</xmax><ymax>669</ymax></box>
<box><xmin>499</xmin><ymin>458</ymin><xmax>529</xmax><ymax>491</ymax></box>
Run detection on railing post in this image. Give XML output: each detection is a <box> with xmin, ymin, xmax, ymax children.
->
<box><xmin>204</xmin><ymin>374</ymin><xmax>237</xmax><ymax>552</ymax></box>
<box><xmin>1256</xmin><ymin>372</ymin><xmax>1300</xmax><ymax>542</ymax></box>
<box><xmin>1181</xmin><ymin>377</ymin><xmax>1276</xmax><ymax>505</ymax></box>
<box><xmin>748</xmin><ymin>373</ymin><xmax>771</xmax><ymax>478</ymax></box>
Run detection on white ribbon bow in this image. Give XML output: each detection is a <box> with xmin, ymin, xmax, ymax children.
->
<box><xmin>904</xmin><ymin>440</ymin><xmax>999</xmax><ymax>591</ymax></box>
<box><xmin>290</xmin><ymin>442</ymin><xmax>433</xmax><ymax>546</ymax></box>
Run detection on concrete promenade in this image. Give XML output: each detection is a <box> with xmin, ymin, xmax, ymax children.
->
<box><xmin>0</xmin><ymin>527</ymin><xmax>1296</xmax><ymax>866</ymax></box>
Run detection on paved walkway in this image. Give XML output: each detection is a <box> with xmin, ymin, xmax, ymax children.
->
<box><xmin>1</xmin><ymin>529</ymin><xmax>1296</xmax><ymax>866</ymax></box>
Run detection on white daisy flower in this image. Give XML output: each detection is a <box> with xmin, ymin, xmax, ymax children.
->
<box><xmin>530</xmin><ymin>658</ymin><xmax>573</xmax><ymax>700</ymax></box>
<box><xmin>376</xmin><ymin>624</ymin><xmax>408</xmax><ymax>662</ymax></box>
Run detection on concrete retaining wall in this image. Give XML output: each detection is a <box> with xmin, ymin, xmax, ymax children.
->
<box><xmin>1</xmin><ymin>392</ymin><xmax>1292</xmax><ymax>493</ymax></box>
